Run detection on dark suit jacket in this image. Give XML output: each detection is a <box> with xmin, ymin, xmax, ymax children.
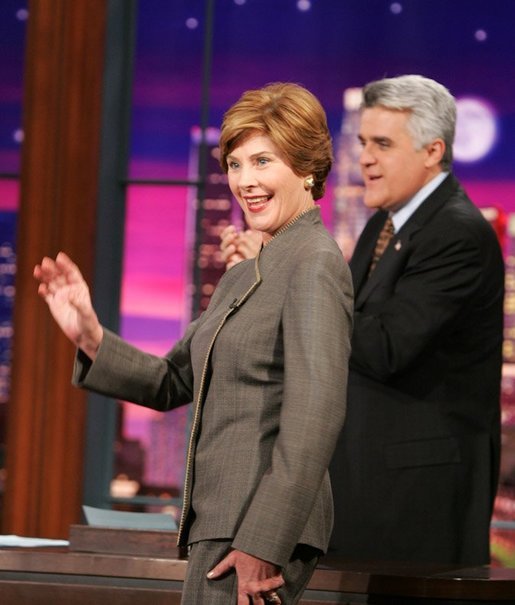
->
<box><xmin>330</xmin><ymin>174</ymin><xmax>504</xmax><ymax>565</ymax></box>
<box><xmin>74</xmin><ymin>208</ymin><xmax>353</xmax><ymax>568</ymax></box>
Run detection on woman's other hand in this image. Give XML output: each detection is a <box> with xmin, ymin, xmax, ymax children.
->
<box><xmin>207</xmin><ymin>548</ymin><xmax>284</xmax><ymax>604</ymax></box>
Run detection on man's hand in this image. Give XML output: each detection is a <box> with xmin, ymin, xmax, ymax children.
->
<box><xmin>220</xmin><ymin>225</ymin><xmax>262</xmax><ymax>269</ymax></box>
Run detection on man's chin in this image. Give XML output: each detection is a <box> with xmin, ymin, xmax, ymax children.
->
<box><xmin>363</xmin><ymin>195</ymin><xmax>383</xmax><ymax>210</ymax></box>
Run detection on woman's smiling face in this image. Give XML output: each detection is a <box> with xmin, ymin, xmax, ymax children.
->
<box><xmin>226</xmin><ymin>133</ymin><xmax>313</xmax><ymax>244</ymax></box>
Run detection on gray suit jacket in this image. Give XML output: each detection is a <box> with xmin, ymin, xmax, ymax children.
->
<box><xmin>74</xmin><ymin>208</ymin><xmax>353</xmax><ymax>567</ymax></box>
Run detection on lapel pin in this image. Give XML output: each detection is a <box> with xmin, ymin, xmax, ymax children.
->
<box><xmin>394</xmin><ymin>240</ymin><xmax>402</xmax><ymax>251</ymax></box>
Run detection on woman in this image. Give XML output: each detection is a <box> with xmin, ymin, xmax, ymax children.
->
<box><xmin>34</xmin><ymin>82</ymin><xmax>353</xmax><ymax>605</ymax></box>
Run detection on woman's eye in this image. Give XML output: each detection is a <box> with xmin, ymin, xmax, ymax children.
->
<box><xmin>257</xmin><ymin>157</ymin><xmax>269</xmax><ymax>166</ymax></box>
<box><xmin>228</xmin><ymin>161</ymin><xmax>240</xmax><ymax>170</ymax></box>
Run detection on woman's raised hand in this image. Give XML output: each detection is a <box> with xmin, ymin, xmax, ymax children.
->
<box><xmin>34</xmin><ymin>252</ymin><xmax>103</xmax><ymax>360</ymax></box>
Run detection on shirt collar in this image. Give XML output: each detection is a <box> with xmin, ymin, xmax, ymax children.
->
<box><xmin>391</xmin><ymin>172</ymin><xmax>449</xmax><ymax>233</ymax></box>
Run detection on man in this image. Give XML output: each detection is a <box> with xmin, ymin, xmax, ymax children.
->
<box><xmin>220</xmin><ymin>75</ymin><xmax>505</xmax><ymax>566</ymax></box>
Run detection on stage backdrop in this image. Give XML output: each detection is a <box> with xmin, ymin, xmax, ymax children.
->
<box><xmin>119</xmin><ymin>0</ymin><xmax>515</xmax><ymax>567</ymax></box>
<box><xmin>0</xmin><ymin>0</ymin><xmax>514</xmax><ymax>566</ymax></box>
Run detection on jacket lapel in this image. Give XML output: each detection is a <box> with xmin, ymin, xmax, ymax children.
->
<box><xmin>352</xmin><ymin>174</ymin><xmax>459</xmax><ymax>308</ymax></box>
<box><xmin>350</xmin><ymin>210</ymin><xmax>387</xmax><ymax>297</ymax></box>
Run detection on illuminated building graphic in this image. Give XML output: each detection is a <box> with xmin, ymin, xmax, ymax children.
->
<box><xmin>0</xmin><ymin>234</ymin><xmax>15</xmax><ymax>404</ymax></box>
<box><xmin>503</xmin><ymin>213</ymin><xmax>515</xmax><ymax>363</ymax></box>
<box><xmin>480</xmin><ymin>207</ymin><xmax>515</xmax><ymax>566</ymax></box>
<box><xmin>187</xmin><ymin>126</ymin><xmax>241</xmax><ymax>318</ymax></box>
<box><xmin>332</xmin><ymin>87</ymin><xmax>371</xmax><ymax>260</ymax></box>
<box><xmin>0</xmin><ymin>213</ymin><xmax>16</xmax><ymax>492</ymax></box>
<box><xmin>137</xmin><ymin>127</ymin><xmax>239</xmax><ymax>496</ymax></box>
<box><xmin>146</xmin><ymin>408</ymin><xmax>188</xmax><ymax>502</ymax></box>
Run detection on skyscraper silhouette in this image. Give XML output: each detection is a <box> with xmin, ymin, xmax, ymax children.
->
<box><xmin>332</xmin><ymin>87</ymin><xmax>371</xmax><ymax>260</ymax></box>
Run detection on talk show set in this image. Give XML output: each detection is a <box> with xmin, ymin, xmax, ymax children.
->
<box><xmin>0</xmin><ymin>1</ymin><xmax>514</xmax><ymax>604</ymax></box>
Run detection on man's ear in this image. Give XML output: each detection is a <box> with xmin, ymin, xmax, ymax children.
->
<box><xmin>425</xmin><ymin>138</ymin><xmax>445</xmax><ymax>168</ymax></box>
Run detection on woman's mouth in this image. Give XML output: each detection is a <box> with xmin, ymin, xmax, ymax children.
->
<box><xmin>245</xmin><ymin>195</ymin><xmax>272</xmax><ymax>213</ymax></box>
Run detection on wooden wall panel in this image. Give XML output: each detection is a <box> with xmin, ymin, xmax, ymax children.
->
<box><xmin>2</xmin><ymin>0</ymin><xmax>107</xmax><ymax>538</ymax></box>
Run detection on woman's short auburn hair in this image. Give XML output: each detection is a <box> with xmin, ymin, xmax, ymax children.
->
<box><xmin>219</xmin><ymin>82</ymin><xmax>333</xmax><ymax>201</ymax></box>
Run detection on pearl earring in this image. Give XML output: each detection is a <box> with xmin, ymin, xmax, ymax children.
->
<box><xmin>304</xmin><ymin>176</ymin><xmax>314</xmax><ymax>190</ymax></box>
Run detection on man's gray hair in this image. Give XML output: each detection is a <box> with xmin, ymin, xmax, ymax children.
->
<box><xmin>362</xmin><ymin>75</ymin><xmax>456</xmax><ymax>170</ymax></box>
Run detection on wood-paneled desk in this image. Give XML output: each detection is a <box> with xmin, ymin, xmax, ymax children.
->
<box><xmin>1</xmin><ymin>548</ymin><xmax>515</xmax><ymax>604</ymax></box>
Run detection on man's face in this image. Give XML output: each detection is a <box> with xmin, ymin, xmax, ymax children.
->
<box><xmin>358</xmin><ymin>106</ymin><xmax>442</xmax><ymax>212</ymax></box>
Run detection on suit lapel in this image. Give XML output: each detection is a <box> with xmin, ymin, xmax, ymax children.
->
<box><xmin>350</xmin><ymin>210</ymin><xmax>387</xmax><ymax>296</ymax></box>
<box><xmin>352</xmin><ymin>174</ymin><xmax>459</xmax><ymax>307</ymax></box>
<box><xmin>355</xmin><ymin>231</ymin><xmax>402</xmax><ymax>305</ymax></box>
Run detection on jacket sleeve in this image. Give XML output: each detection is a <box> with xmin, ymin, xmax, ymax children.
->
<box><xmin>231</xmin><ymin>249</ymin><xmax>353</xmax><ymax>565</ymax></box>
<box><xmin>351</xmin><ymin>217</ymin><xmax>502</xmax><ymax>381</ymax></box>
<box><xmin>72</xmin><ymin>319</ymin><xmax>199</xmax><ymax>410</ymax></box>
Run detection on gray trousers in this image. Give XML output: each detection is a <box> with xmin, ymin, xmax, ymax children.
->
<box><xmin>181</xmin><ymin>540</ymin><xmax>319</xmax><ymax>604</ymax></box>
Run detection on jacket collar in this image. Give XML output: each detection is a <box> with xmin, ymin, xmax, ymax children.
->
<box><xmin>353</xmin><ymin>173</ymin><xmax>459</xmax><ymax>304</ymax></box>
<box><xmin>255</xmin><ymin>206</ymin><xmax>322</xmax><ymax>276</ymax></box>
<box><xmin>228</xmin><ymin>207</ymin><xmax>323</xmax><ymax>310</ymax></box>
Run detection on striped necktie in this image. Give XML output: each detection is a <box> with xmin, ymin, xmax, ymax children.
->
<box><xmin>368</xmin><ymin>215</ymin><xmax>394</xmax><ymax>276</ymax></box>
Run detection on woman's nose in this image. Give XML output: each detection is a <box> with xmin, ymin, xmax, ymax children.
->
<box><xmin>238</xmin><ymin>165</ymin><xmax>258</xmax><ymax>188</ymax></box>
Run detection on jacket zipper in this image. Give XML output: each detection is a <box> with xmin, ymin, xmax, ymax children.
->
<box><xmin>177</xmin><ymin>272</ymin><xmax>262</xmax><ymax>546</ymax></box>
